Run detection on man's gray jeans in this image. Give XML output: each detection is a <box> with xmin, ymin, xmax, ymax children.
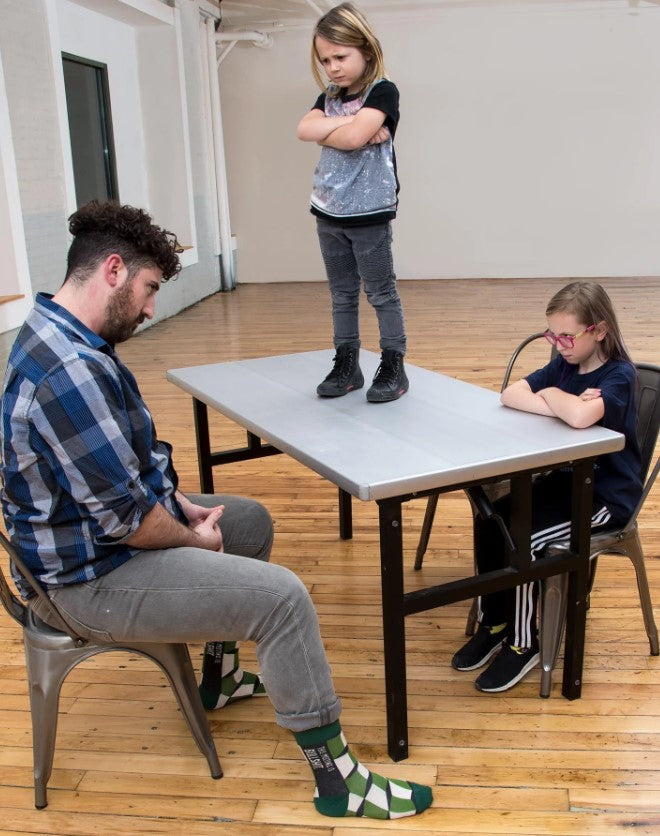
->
<box><xmin>32</xmin><ymin>494</ymin><xmax>341</xmax><ymax>732</ymax></box>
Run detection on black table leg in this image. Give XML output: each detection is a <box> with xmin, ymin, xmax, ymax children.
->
<box><xmin>339</xmin><ymin>488</ymin><xmax>353</xmax><ymax>540</ymax></box>
<box><xmin>378</xmin><ymin>497</ymin><xmax>408</xmax><ymax>762</ymax></box>
<box><xmin>562</xmin><ymin>459</ymin><xmax>593</xmax><ymax>699</ymax></box>
<box><xmin>507</xmin><ymin>472</ymin><xmax>533</xmax><ymax>570</ymax></box>
<box><xmin>193</xmin><ymin>399</ymin><xmax>214</xmax><ymax>493</ymax></box>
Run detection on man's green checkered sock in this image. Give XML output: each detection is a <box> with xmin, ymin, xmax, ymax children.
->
<box><xmin>198</xmin><ymin>641</ymin><xmax>266</xmax><ymax>709</ymax></box>
<box><xmin>294</xmin><ymin>721</ymin><xmax>432</xmax><ymax>819</ymax></box>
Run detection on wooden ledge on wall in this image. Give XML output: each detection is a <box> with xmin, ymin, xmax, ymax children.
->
<box><xmin>0</xmin><ymin>295</ymin><xmax>25</xmax><ymax>305</ymax></box>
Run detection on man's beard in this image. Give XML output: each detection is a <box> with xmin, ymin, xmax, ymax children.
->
<box><xmin>100</xmin><ymin>280</ymin><xmax>143</xmax><ymax>345</ymax></box>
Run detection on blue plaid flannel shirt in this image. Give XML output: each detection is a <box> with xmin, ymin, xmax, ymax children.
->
<box><xmin>1</xmin><ymin>293</ymin><xmax>186</xmax><ymax>596</ymax></box>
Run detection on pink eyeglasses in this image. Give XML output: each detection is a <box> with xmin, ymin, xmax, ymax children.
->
<box><xmin>543</xmin><ymin>324</ymin><xmax>595</xmax><ymax>349</ymax></box>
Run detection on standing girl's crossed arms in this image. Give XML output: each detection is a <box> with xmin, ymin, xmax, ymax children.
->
<box><xmin>297</xmin><ymin>2</ymin><xmax>409</xmax><ymax>403</ymax></box>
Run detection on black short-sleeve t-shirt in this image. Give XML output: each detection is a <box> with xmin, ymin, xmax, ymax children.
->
<box><xmin>526</xmin><ymin>356</ymin><xmax>642</xmax><ymax>522</ymax></box>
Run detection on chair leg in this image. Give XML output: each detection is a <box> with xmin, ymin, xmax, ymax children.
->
<box><xmin>586</xmin><ymin>556</ymin><xmax>598</xmax><ymax>611</ymax></box>
<box><xmin>415</xmin><ymin>492</ymin><xmax>439</xmax><ymax>570</ymax></box>
<box><xmin>23</xmin><ymin>637</ymin><xmax>87</xmax><ymax>808</ymax></box>
<box><xmin>623</xmin><ymin>537</ymin><xmax>660</xmax><ymax>656</ymax></box>
<box><xmin>539</xmin><ymin>573</ymin><xmax>568</xmax><ymax>698</ymax></box>
<box><xmin>465</xmin><ymin>546</ymin><xmax>480</xmax><ymax>636</ymax></box>
<box><xmin>22</xmin><ymin>628</ymin><xmax>221</xmax><ymax>809</ymax></box>
<box><xmin>139</xmin><ymin>643</ymin><xmax>223</xmax><ymax>778</ymax></box>
<box><xmin>465</xmin><ymin>599</ymin><xmax>479</xmax><ymax>637</ymax></box>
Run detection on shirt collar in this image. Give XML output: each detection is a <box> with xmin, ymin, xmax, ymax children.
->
<box><xmin>34</xmin><ymin>292</ymin><xmax>112</xmax><ymax>354</ymax></box>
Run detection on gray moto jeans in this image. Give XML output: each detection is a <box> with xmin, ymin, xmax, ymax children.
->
<box><xmin>316</xmin><ymin>217</ymin><xmax>406</xmax><ymax>354</ymax></box>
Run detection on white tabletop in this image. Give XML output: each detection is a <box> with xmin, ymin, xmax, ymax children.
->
<box><xmin>167</xmin><ymin>350</ymin><xmax>624</xmax><ymax>501</ymax></box>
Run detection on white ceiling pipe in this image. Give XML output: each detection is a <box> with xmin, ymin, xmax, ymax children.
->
<box><xmin>217</xmin><ymin>41</ymin><xmax>236</xmax><ymax>65</ymax></box>
<box><xmin>215</xmin><ymin>30</ymin><xmax>273</xmax><ymax>48</ymax></box>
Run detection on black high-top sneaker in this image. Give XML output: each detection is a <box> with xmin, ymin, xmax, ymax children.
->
<box><xmin>316</xmin><ymin>346</ymin><xmax>364</xmax><ymax>397</ymax></box>
<box><xmin>366</xmin><ymin>349</ymin><xmax>409</xmax><ymax>402</ymax></box>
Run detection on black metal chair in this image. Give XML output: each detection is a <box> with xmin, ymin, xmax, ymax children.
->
<box><xmin>0</xmin><ymin>529</ymin><xmax>222</xmax><ymax>808</ymax></box>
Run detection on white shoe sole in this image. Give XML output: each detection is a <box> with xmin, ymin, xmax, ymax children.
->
<box><xmin>452</xmin><ymin>640</ymin><xmax>503</xmax><ymax>672</ymax></box>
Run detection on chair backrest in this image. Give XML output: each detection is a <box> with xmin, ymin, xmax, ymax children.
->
<box><xmin>500</xmin><ymin>332</ymin><xmax>556</xmax><ymax>392</ymax></box>
<box><xmin>0</xmin><ymin>529</ymin><xmax>84</xmax><ymax>640</ymax></box>
<box><xmin>635</xmin><ymin>363</ymin><xmax>660</xmax><ymax>485</ymax></box>
<box><xmin>0</xmin><ymin>531</ymin><xmax>27</xmax><ymax>627</ymax></box>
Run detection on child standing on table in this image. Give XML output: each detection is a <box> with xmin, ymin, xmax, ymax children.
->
<box><xmin>452</xmin><ymin>281</ymin><xmax>643</xmax><ymax>692</ymax></box>
<box><xmin>297</xmin><ymin>3</ymin><xmax>408</xmax><ymax>402</ymax></box>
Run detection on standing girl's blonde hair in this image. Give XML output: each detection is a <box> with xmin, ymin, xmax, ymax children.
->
<box><xmin>311</xmin><ymin>2</ymin><xmax>387</xmax><ymax>95</ymax></box>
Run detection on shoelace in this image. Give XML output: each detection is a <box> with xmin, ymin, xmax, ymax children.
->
<box><xmin>373</xmin><ymin>357</ymin><xmax>398</xmax><ymax>385</ymax></box>
<box><xmin>329</xmin><ymin>353</ymin><xmax>354</xmax><ymax>382</ymax></box>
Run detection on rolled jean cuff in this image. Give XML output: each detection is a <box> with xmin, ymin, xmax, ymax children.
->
<box><xmin>275</xmin><ymin>696</ymin><xmax>342</xmax><ymax>733</ymax></box>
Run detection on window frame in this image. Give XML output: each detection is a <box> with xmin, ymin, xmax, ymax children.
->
<box><xmin>61</xmin><ymin>51</ymin><xmax>119</xmax><ymax>207</ymax></box>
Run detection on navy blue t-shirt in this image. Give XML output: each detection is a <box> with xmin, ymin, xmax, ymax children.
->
<box><xmin>526</xmin><ymin>356</ymin><xmax>642</xmax><ymax>523</ymax></box>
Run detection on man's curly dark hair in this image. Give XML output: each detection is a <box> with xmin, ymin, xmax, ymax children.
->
<box><xmin>66</xmin><ymin>201</ymin><xmax>182</xmax><ymax>283</ymax></box>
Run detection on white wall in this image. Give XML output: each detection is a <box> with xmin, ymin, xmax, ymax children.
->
<box><xmin>0</xmin><ymin>0</ymin><xmax>71</xmax><ymax>312</ymax></box>
<box><xmin>0</xmin><ymin>48</ymin><xmax>32</xmax><ymax>332</ymax></box>
<box><xmin>0</xmin><ymin>0</ymin><xmax>223</xmax><ymax>369</ymax></box>
<box><xmin>218</xmin><ymin>1</ymin><xmax>660</xmax><ymax>282</ymax></box>
<box><xmin>56</xmin><ymin>1</ymin><xmax>150</xmax><ymax>208</ymax></box>
<box><xmin>54</xmin><ymin>0</ymin><xmax>197</xmax><ymax>259</ymax></box>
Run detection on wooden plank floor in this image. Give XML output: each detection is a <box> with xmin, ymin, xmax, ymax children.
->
<box><xmin>1</xmin><ymin>277</ymin><xmax>658</xmax><ymax>834</ymax></box>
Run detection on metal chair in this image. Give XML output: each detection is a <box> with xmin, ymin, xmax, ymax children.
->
<box><xmin>539</xmin><ymin>362</ymin><xmax>660</xmax><ymax>696</ymax></box>
<box><xmin>0</xmin><ymin>529</ymin><xmax>222</xmax><ymax>809</ymax></box>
